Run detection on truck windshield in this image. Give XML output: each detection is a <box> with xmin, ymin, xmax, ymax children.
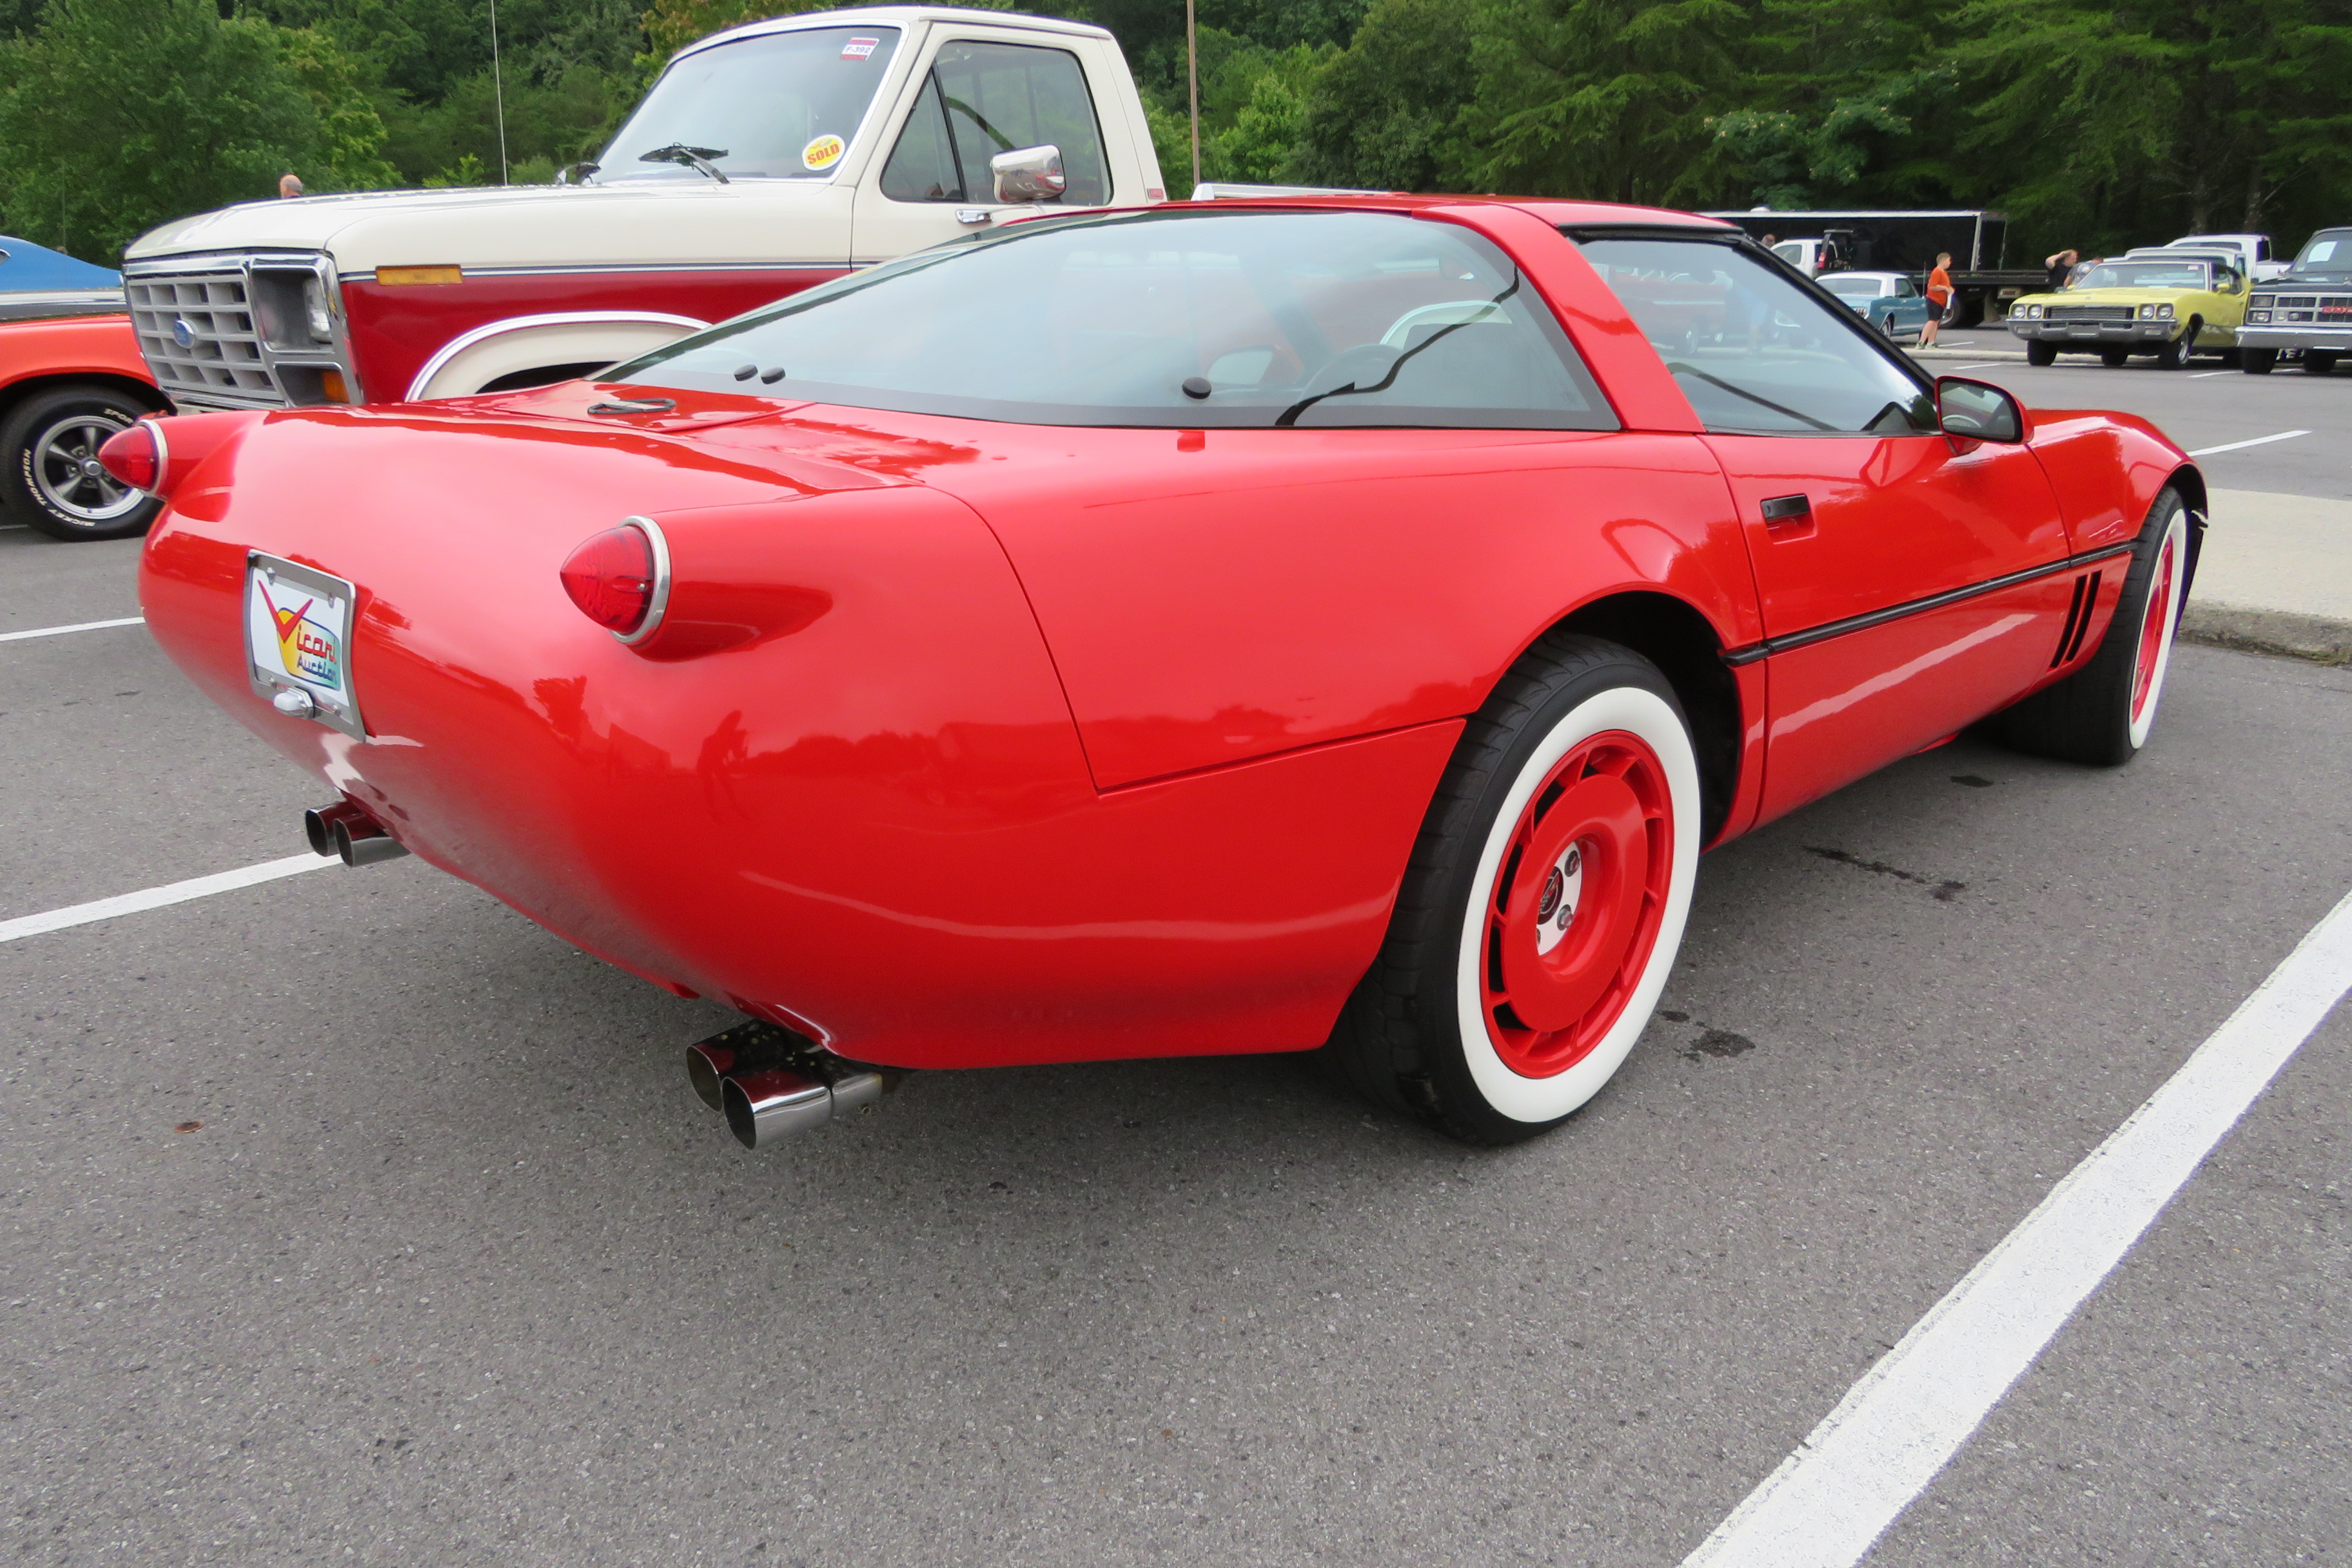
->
<box><xmin>2291</xmin><ymin>231</ymin><xmax>2352</xmax><ymax>275</ymax></box>
<box><xmin>608</xmin><ymin>209</ymin><xmax>1613</xmax><ymax>430</ymax></box>
<box><xmin>598</xmin><ymin>26</ymin><xmax>901</xmax><ymax>182</ymax></box>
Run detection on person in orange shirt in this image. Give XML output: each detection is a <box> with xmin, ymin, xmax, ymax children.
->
<box><xmin>1921</xmin><ymin>251</ymin><xmax>1954</xmax><ymax>346</ymax></box>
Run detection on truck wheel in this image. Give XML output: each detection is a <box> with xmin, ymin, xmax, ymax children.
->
<box><xmin>2306</xmin><ymin>350</ymin><xmax>2338</xmax><ymax>375</ymax></box>
<box><xmin>2026</xmin><ymin>340</ymin><xmax>2057</xmax><ymax>366</ymax></box>
<box><xmin>0</xmin><ymin>384</ymin><xmax>164</xmax><ymax>542</ymax></box>
<box><xmin>1990</xmin><ymin>489</ymin><xmax>2190</xmax><ymax>767</ymax></box>
<box><xmin>2100</xmin><ymin>348</ymin><xmax>2130</xmax><ymax>368</ymax></box>
<box><xmin>1323</xmin><ymin>633</ymin><xmax>1701</xmax><ymax>1144</ymax></box>
<box><xmin>2240</xmin><ymin>348</ymin><xmax>2277</xmax><ymax>374</ymax></box>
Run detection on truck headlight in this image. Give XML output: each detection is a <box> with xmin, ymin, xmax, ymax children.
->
<box><xmin>302</xmin><ymin>275</ymin><xmax>334</xmax><ymax>342</ymax></box>
<box><xmin>2250</xmin><ymin>310</ymin><xmax>2271</xmax><ymax>323</ymax></box>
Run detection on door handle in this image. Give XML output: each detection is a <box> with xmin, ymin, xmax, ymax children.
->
<box><xmin>1760</xmin><ymin>494</ymin><xmax>1814</xmax><ymax>534</ymax></box>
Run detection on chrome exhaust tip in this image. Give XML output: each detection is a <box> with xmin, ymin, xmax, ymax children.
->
<box><xmin>683</xmin><ymin>1020</ymin><xmax>896</xmax><ymax>1149</ymax></box>
<box><xmin>306</xmin><ymin>798</ymin><xmax>411</xmax><ymax>867</ymax></box>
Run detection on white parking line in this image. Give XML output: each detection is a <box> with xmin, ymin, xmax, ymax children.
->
<box><xmin>2187</xmin><ymin>429</ymin><xmax>2311</xmax><ymax>456</ymax></box>
<box><xmin>2188</xmin><ymin>369</ymin><xmax>2236</xmax><ymax>379</ymax></box>
<box><xmin>0</xmin><ymin>614</ymin><xmax>146</xmax><ymax>643</ymax></box>
<box><xmin>1682</xmin><ymin>885</ymin><xmax>2352</xmax><ymax>1568</ymax></box>
<box><xmin>1944</xmin><ymin>363</ymin><xmax>2005</xmax><ymax>373</ymax></box>
<box><xmin>0</xmin><ymin>854</ymin><xmax>334</xmax><ymax>945</ymax></box>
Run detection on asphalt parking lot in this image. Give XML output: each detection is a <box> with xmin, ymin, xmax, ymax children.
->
<box><xmin>4</xmin><ymin>360</ymin><xmax>2348</xmax><ymax>1566</ymax></box>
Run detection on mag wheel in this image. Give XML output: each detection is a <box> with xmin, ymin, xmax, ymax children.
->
<box><xmin>0</xmin><ymin>384</ymin><xmax>163</xmax><ymax>542</ymax></box>
<box><xmin>1990</xmin><ymin>489</ymin><xmax>2191</xmax><ymax>766</ymax></box>
<box><xmin>2153</xmin><ymin>327</ymin><xmax>2192</xmax><ymax>369</ymax></box>
<box><xmin>1326</xmin><ymin>634</ymin><xmax>1701</xmax><ymax>1144</ymax></box>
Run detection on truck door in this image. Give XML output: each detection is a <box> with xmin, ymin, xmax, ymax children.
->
<box><xmin>854</xmin><ymin>36</ymin><xmax>1120</xmax><ymax>265</ymax></box>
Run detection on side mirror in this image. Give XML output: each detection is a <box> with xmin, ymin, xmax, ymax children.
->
<box><xmin>1936</xmin><ymin>376</ymin><xmax>2024</xmax><ymax>444</ymax></box>
<box><xmin>990</xmin><ymin>144</ymin><xmax>1066</xmax><ymax>204</ymax></box>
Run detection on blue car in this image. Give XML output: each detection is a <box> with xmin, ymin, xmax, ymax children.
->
<box><xmin>1818</xmin><ymin>270</ymin><xmax>1934</xmax><ymax>341</ymax></box>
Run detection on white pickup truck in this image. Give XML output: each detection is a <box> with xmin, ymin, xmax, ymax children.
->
<box><xmin>121</xmin><ymin>6</ymin><xmax>1164</xmax><ymax>410</ymax></box>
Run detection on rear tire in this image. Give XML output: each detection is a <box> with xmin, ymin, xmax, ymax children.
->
<box><xmin>2026</xmin><ymin>340</ymin><xmax>2057</xmax><ymax>367</ymax></box>
<box><xmin>1990</xmin><ymin>489</ymin><xmax>2191</xmax><ymax>767</ymax></box>
<box><xmin>0</xmin><ymin>384</ymin><xmax>164</xmax><ymax>542</ymax></box>
<box><xmin>1323</xmin><ymin>634</ymin><xmax>1701</xmax><ymax>1144</ymax></box>
<box><xmin>2241</xmin><ymin>348</ymin><xmax>2277</xmax><ymax>374</ymax></box>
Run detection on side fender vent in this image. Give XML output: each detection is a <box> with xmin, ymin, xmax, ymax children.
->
<box><xmin>2050</xmin><ymin>571</ymin><xmax>2101</xmax><ymax>668</ymax></box>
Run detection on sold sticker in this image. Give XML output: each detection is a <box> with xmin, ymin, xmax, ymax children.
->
<box><xmin>802</xmin><ymin>133</ymin><xmax>845</xmax><ymax>172</ymax></box>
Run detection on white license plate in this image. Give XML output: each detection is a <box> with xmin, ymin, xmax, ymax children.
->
<box><xmin>244</xmin><ymin>553</ymin><xmax>366</xmax><ymax>739</ymax></box>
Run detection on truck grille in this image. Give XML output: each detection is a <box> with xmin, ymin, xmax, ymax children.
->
<box><xmin>125</xmin><ymin>268</ymin><xmax>277</xmax><ymax>402</ymax></box>
<box><xmin>2266</xmin><ymin>294</ymin><xmax>2352</xmax><ymax>321</ymax></box>
<box><xmin>122</xmin><ymin>254</ymin><xmax>355</xmax><ymax>411</ymax></box>
<box><xmin>2046</xmin><ymin>304</ymin><xmax>2134</xmax><ymax>322</ymax></box>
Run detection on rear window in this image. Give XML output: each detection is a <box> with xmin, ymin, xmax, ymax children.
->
<box><xmin>612</xmin><ymin>210</ymin><xmax>1615</xmax><ymax>431</ymax></box>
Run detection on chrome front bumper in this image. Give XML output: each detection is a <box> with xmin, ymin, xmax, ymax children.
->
<box><xmin>2006</xmin><ymin>320</ymin><xmax>2178</xmax><ymax>343</ymax></box>
<box><xmin>2238</xmin><ymin>324</ymin><xmax>2352</xmax><ymax>352</ymax></box>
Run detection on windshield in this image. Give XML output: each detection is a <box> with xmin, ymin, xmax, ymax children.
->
<box><xmin>597</xmin><ymin>26</ymin><xmax>900</xmax><ymax>182</ymax></box>
<box><xmin>2291</xmin><ymin>231</ymin><xmax>2352</xmax><ymax>274</ymax></box>
<box><xmin>1818</xmin><ymin>276</ymin><xmax>1882</xmax><ymax>297</ymax></box>
<box><xmin>609</xmin><ymin>210</ymin><xmax>1614</xmax><ymax>430</ymax></box>
<box><xmin>2076</xmin><ymin>260</ymin><xmax>2210</xmax><ymax>290</ymax></box>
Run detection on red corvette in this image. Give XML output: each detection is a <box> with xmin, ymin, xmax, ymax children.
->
<box><xmin>126</xmin><ymin>197</ymin><xmax>2199</xmax><ymax>1146</ymax></box>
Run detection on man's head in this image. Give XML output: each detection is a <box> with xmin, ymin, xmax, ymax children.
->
<box><xmin>2062</xmin><ymin>248</ymin><xmax>2079</xmax><ymax>264</ymax></box>
<box><xmin>278</xmin><ymin>173</ymin><xmax>304</xmax><ymax>199</ymax></box>
<box><xmin>1936</xmin><ymin>251</ymin><xmax>1952</xmax><ymax>266</ymax></box>
<box><xmin>1761</xmin><ymin>233</ymin><xmax>1777</xmax><ymax>246</ymax></box>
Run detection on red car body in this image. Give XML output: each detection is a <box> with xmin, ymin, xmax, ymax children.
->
<box><xmin>136</xmin><ymin>197</ymin><xmax>2199</xmax><ymax>1077</ymax></box>
<box><xmin>0</xmin><ymin>311</ymin><xmax>152</xmax><ymax>400</ymax></box>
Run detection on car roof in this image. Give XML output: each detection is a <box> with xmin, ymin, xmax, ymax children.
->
<box><xmin>1821</xmin><ymin>270</ymin><xmax>1905</xmax><ymax>282</ymax></box>
<box><xmin>1161</xmin><ymin>193</ymin><xmax>1737</xmax><ymax>232</ymax></box>
<box><xmin>680</xmin><ymin>5</ymin><xmax>1115</xmax><ymax>60</ymax></box>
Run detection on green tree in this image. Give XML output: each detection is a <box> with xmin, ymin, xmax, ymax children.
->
<box><xmin>1291</xmin><ymin>0</ymin><xmax>1475</xmax><ymax>190</ymax></box>
<box><xmin>0</xmin><ymin>0</ymin><xmax>326</xmax><ymax>259</ymax></box>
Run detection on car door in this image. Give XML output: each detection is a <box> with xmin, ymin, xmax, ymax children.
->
<box><xmin>1894</xmin><ymin>277</ymin><xmax>1931</xmax><ymax>338</ymax></box>
<box><xmin>852</xmin><ymin>35</ymin><xmax>1119</xmax><ymax>264</ymax></box>
<box><xmin>1577</xmin><ymin>235</ymin><xmax>2075</xmax><ymax>822</ymax></box>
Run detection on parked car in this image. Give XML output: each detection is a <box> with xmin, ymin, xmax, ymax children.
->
<box><xmin>120</xmin><ymin>6</ymin><xmax>1164</xmax><ymax>410</ymax></box>
<box><xmin>1816</xmin><ymin>270</ymin><xmax>1934</xmax><ymax>340</ymax></box>
<box><xmin>0</xmin><ymin>235</ymin><xmax>129</xmax><ymax>322</ymax></box>
<box><xmin>123</xmin><ymin>199</ymin><xmax>2199</xmax><ymax>1149</ymax></box>
<box><xmin>2004</xmin><ymin>250</ymin><xmax>2248</xmax><ymax>368</ymax></box>
<box><xmin>2169</xmin><ymin>232</ymin><xmax>2289</xmax><ymax>282</ymax></box>
<box><xmin>0</xmin><ymin>311</ymin><xmax>164</xmax><ymax>540</ymax></box>
<box><xmin>2237</xmin><ymin>226</ymin><xmax>2352</xmax><ymax>374</ymax></box>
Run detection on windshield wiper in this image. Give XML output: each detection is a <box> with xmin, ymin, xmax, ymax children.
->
<box><xmin>1274</xmin><ymin>277</ymin><xmax>1521</xmax><ymax>427</ymax></box>
<box><xmin>638</xmin><ymin>144</ymin><xmax>730</xmax><ymax>184</ymax></box>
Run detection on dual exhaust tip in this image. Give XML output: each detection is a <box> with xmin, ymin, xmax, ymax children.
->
<box><xmin>685</xmin><ymin>1019</ymin><xmax>896</xmax><ymax>1149</ymax></box>
<box><xmin>303</xmin><ymin>798</ymin><xmax>410</xmax><ymax>867</ymax></box>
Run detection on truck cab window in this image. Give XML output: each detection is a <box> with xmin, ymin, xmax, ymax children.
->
<box><xmin>1576</xmin><ymin>236</ymin><xmax>1934</xmax><ymax>436</ymax></box>
<box><xmin>881</xmin><ymin>43</ymin><xmax>1110</xmax><ymax>205</ymax></box>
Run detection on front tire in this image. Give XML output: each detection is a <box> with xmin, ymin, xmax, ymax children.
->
<box><xmin>2101</xmin><ymin>348</ymin><xmax>2130</xmax><ymax>368</ymax></box>
<box><xmin>2306</xmin><ymin>350</ymin><xmax>2338</xmax><ymax>375</ymax></box>
<box><xmin>1325</xmin><ymin>634</ymin><xmax>1702</xmax><ymax>1144</ymax></box>
<box><xmin>2026</xmin><ymin>339</ymin><xmax>2057</xmax><ymax>366</ymax></box>
<box><xmin>0</xmin><ymin>384</ymin><xmax>163</xmax><ymax>542</ymax></box>
<box><xmin>2153</xmin><ymin>326</ymin><xmax>2193</xmax><ymax>369</ymax></box>
<box><xmin>1990</xmin><ymin>489</ymin><xmax>2191</xmax><ymax>766</ymax></box>
<box><xmin>2241</xmin><ymin>348</ymin><xmax>2277</xmax><ymax>374</ymax></box>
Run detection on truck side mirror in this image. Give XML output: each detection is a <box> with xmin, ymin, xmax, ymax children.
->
<box><xmin>991</xmin><ymin>145</ymin><xmax>1066</xmax><ymax>204</ymax></box>
<box><xmin>1936</xmin><ymin>376</ymin><xmax>2024</xmax><ymax>444</ymax></box>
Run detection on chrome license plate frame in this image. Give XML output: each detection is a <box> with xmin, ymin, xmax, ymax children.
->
<box><xmin>244</xmin><ymin>551</ymin><xmax>366</xmax><ymax>740</ymax></box>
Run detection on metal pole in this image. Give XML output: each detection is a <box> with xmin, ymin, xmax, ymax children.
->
<box><xmin>489</xmin><ymin>0</ymin><xmax>511</xmax><ymax>185</ymax></box>
<box><xmin>1186</xmin><ymin>0</ymin><xmax>1200</xmax><ymax>193</ymax></box>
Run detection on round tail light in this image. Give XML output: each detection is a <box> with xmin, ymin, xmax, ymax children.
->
<box><xmin>97</xmin><ymin>421</ymin><xmax>162</xmax><ymax>492</ymax></box>
<box><xmin>559</xmin><ymin>518</ymin><xmax>669</xmax><ymax>642</ymax></box>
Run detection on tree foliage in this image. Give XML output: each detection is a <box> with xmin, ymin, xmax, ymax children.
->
<box><xmin>0</xmin><ymin>0</ymin><xmax>2340</xmax><ymax>263</ymax></box>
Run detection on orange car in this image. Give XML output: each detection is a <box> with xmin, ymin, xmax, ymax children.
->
<box><xmin>0</xmin><ymin>311</ymin><xmax>164</xmax><ymax>540</ymax></box>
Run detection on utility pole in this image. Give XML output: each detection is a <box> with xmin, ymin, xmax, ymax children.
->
<box><xmin>489</xmin><ymin>0</ymin><xmax>511</xmax><ymax>185</ymax></box>
<box><xmin>1186</xmin><ymin>0</ymin><xmax>1200</xmax><ymax>193</ymax></box>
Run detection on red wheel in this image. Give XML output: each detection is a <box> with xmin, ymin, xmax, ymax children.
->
<box><xmin>1476</xmin><ymin>729</ymin><xmax>1674</xmax><ymax>1078</ymax></box>
<box><xmin>1325</xmin><ymin>634</ymin><xmax>1702</xmax><ymax>1144</ymax></box>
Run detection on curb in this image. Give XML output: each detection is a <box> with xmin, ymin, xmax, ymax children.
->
<box><xmin>2180</xmin><ymin>603</ymin><xmax>2352</xmax><ymax>666</ymax></box>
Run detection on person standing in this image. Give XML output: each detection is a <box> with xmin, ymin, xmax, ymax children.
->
<box><xmin>1921</xmin><ymin>251</ymin><xmax>1954</xmax><ymax>347</ymax></box>
<box><xmin>2044</xmin><ymin>248</ymin><xmax>2077</xmax><ymax>290</ymax></box>
<box><xmin>278</xmin><ymin>173</ymin><xmax>304</xmax><ymax>199</ymax></box>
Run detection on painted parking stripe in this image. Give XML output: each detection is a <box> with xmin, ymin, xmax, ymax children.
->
<box><xmin>0</xmin><ymin>614</ymin><xmax>145</xmax><ymax>643</ymax></box>
<box><xmin>0</xmin><ymin>854</ymin><xmax>333</xmax><ymax>945</ymax></box>
<box><xmin>1682</xmin><ymin>885</ymin><xmax>2352</xmax><ymax>1568</ymax></box>
<box><xmin>2188</xmin><ymin>369</ymin><xmax>2236</xmax><ymax>379</ymax></box>
<box><xmin>2186</xmin><ymin>429</ymin><xmax>2311</xmax><ymax>456</ymax></box>
<box><xmin>1944</xmin><ymin>364</ymin><xmax>2006</xmax><ymax>373</ymax></box>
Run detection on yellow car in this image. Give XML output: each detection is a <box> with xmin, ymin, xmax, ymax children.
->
<box><xmin>2006</xmin><ymin>250</ymin><xmax>2248</xmax><ymax>368</ymax></box>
